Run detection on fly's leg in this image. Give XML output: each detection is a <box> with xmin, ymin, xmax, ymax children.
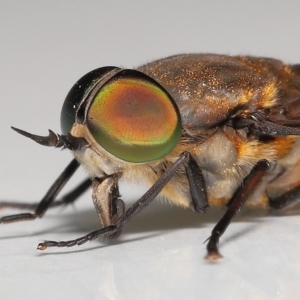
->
<box><xmin>268</xmin><ymin>186</ymin><xmax>300</xmax><ymax>209</ymax></box>
<box><xmin>107</xmin><ymin>183</ymin><xmax>125</xmax><ymax>238</ymax></box>
<box><xmin>0</xmin><ymin>159</ymin><xmax>80</xmax><ymax>224</ymax></box>
<box><xmin>0</xmin><ymin>178</ymin><xmax>91</xmax><ymax>211</ymax></box>
<box><xmin>91</xmin><ymin>177</ymin><xmax>125</xmax><ymax>239</ymax></box>
<box><xmin>50</xmin><ymin>178</ymin><xmax>91</xmax><ymax>208</ymax></box>
<box><xmin>0</xmin><ymin>128</ymin><xmax>88</xmax><ymax>216</ymax></box>
<box><xmin>184</xmin><ymin>154</ymin><xmax>208</xmax><ymax>213</ymax></box>
<box><xmin>110</xmin><ymin>184</ymin><xmax>125</xmax><ymax>224</ymax></box>
<box><xmin>205</xmin><ymin>159</ymin><xmax>270</xmax><ymax>260</ymax></box>
<box><xmin>37</xmin><ymin>152</ymin><xmax>191</xmax><ymax>250</ymax></box>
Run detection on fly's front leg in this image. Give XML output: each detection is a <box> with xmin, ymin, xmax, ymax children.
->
<box><xmin>0</xmin><ymin>178</ymin><xmax>91</xmax><ymax>211</ymax></box>
<box><xmin>205</xmin><ymin>159</ymin><xmax>270</xmax><ymax>260</ymax></box>
<box><xmin>184</xmin><ymin>154</ymin><xmax>208</xmax><ymax>213</ymax></box>
<box><xmin>37</xmin><ymin>152</ymin><xmax>190</xmax><ymax>250</ymax></box>
<box><xmin>92</xmin><ymin>176</ymin><xmax>125</xmax><ymax>238</ymax></box>
<box><xmin>0</xmin><ymin>159</ymin><xmax>80</xmax><ymax>224</ymax></box>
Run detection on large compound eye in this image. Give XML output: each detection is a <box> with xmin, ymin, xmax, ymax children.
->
<box><xmin>86</xmin><ymin>71</ymin><xmax>182</xmax><ymax>163</ymax></box>
<box><xmin>60</xmin><ymin>67</ymin><xmax>118</xmax><ymax>135</ymax></box>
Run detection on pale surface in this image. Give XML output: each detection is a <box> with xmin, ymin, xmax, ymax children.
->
<box><xmin>1</xmin><ymin>1</ymin><xmax>300</xmax><ymax>300</ymax></box>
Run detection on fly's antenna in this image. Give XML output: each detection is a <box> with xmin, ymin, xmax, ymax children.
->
<box><xmin>11</xmin><ymin>126</ymin><xmax>86</xmax><ymax>150</ymax></box>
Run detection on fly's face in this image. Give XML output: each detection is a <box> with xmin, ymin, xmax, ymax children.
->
<box><xmin>2</xmin><ymin>53</ymin><xmax>300</xmax><ymax>260</ymax></box>
<box><xmin>60</xmin><ymin>67</ymin><xmax>182</xmax><ymax>177</ymax></box>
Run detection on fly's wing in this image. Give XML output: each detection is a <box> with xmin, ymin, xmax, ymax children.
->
<box><xmin>227</xmin><ymin>60</ymin><xmax>300</xmax><ymax>137</ymax></box>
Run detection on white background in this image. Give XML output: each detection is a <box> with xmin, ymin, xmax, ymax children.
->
<box><xmin>1</xmin><ymin>1</ymin><xmax>300</xmax><ymax>299</ymax></box>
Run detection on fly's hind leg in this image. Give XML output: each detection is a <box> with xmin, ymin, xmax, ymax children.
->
<box><xmin>269</xmin><ymin>185</ymin><xmax>300</xmax><ymax>210</ymax></box>
<box><xmin>267</xmin><ymin>161</ymin><xmax>300</xmax><ymax>210</ymax></box>
<box><xmin>205</xmin><ymin>159</ymin><xmax>271</xmax><ymax>260</ymax></box>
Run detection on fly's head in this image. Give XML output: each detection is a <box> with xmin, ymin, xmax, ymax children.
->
<box><xmin>60</xmin><ymin>67</ymin><xmax>182</xmax><ymax>177</ymax></box>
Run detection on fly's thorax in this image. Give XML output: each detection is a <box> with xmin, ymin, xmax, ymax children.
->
<box><xmin>191</xmin><ymin>127</ymin><xmax>277</xmax><ymax>205</ymax></box>
<box><xmin>194</xmin><ymin>131</ymin><xmax>238</xmax><ymax>175</ymax></box>
<box><xmin>192</xmin><ymin>130</ymin><xmax>240</xmax><ymax>201</ymax></box>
